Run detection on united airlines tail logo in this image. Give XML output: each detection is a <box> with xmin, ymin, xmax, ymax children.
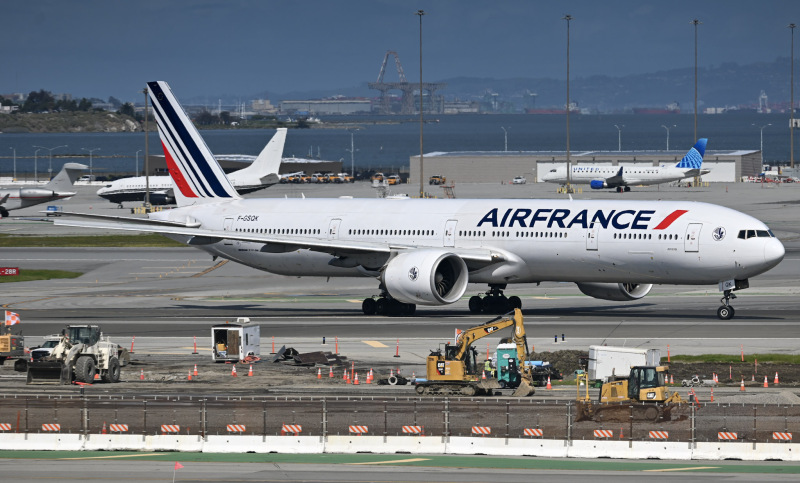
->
<box><xmin>676</xmin><ymin>138</ymin><xmax>707</xmax><ymax>169</ymax></box>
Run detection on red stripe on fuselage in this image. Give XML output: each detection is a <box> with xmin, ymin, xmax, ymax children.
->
<box><xmin>653</xmin><ymin>209</ymin><xmax>688</xmax><ymax>230</ymax></box>
<box><xmin>162</xmin><ymin>141</ymin><xmax>198</xmax><ymax>198</ymax></box>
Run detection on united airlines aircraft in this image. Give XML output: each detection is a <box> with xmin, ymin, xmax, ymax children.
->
<box><xmin>96</xmin><ymin>128</ymin><xmax>286</xmax><ymax>206</ymax></box>
<box><xmin>55</xmin><ymin>82</ymin><xmax>785</xmax><ymax>320</ymax></box>
<box><xmin>542</xmin><ymin>142</ymin><xmax>711</xmax><ymax>192</ymax></box>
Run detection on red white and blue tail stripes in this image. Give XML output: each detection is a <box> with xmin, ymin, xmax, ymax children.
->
<box><xmin>147</xmin><ymin>81</ymin><xmax>240</xmax><ymax>204</ymax></box>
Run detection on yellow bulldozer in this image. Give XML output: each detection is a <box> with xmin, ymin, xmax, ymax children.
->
<box><xmin>416</xmin><ymin>308</ymin><xmax>536</xmax><ymax>397</ymax></box>
<box><xmin>576</xmin><ymin>365</ymin><xmax>685</xmax><ymax>422</ymax></box>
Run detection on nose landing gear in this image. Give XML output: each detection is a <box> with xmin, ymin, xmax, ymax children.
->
<box><xmin>717</xmin><ymin>289</ymin><xmax>737</xmax><ymax>320</ymax></box>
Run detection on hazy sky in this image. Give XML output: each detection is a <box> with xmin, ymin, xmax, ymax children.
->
<box><xmin>2</xmin><ymin>0</ymin><xmax>797</xmax><ymax>101</ymax></box>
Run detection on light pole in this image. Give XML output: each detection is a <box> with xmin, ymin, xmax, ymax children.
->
<box><xmin>661</xmin><ymin>124</ymin><xmax>676</xmax><ymax>151</ymax></box>
<box><xmin>82</xmin><ymin>147</ymin><xmax>100</xmax><ymax>179</ymax></box>
<box><xmin>754</xmin><ymin>123</ymin><xmax>771</xmax><ymax>165</ymax></box>
<box><xmin>563</xmin><ymin>14</ymin><xmax>573</xmax><ymax>193</ymax></box>
<box><xmin>790</xmin><ymin>23</ymin><xmax>796</xmax><ymax>168</ymax></box>
<box><xmin>501</xmin><ymin>127</ymin><xmax>509</xmax><ymax>152</ymax></box>
<box><xmin>34</xmin><ymin>149</ymin><xmax>41</xmax><ymax>183</ymax></box>
<box><xmin>33</xmin><ymin>144</ymin><xmax>66</xmax><ymax>181</ymax></box>
<box><xmin>417</xmin><ymin>9</ymin><xmax>425</xmax><ymax>198</ymax></box>
<box><xmin>8</xmin><ymin>147</ymin><xmax>15</xmax><ymax>180</ymax></box>
<box><xmin>614</xmin><ymin>124</ymin><xmax>624</xmax><ymax>151</ymax></box>
<box><xmin>690</xmin><ymin>18</ymin><xmax>701</xmax><ymax>142</ymax></box>
<box><xmin>346</xmin><ymin>129</ymin><xmax>359</xmax><ymax>177</ymax></box>
<box><xmin>135</xmin><ymin>150</ymin><xmax>142</xmax><ymax>176</ymax></box>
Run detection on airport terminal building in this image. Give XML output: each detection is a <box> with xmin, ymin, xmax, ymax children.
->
<box><xmin>409</xmin><ymin>149</ymin><xmax>761</xmax><ymax>184</ymax></box>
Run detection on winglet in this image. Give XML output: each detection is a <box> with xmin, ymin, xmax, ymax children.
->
<box><xmin>675</xmin><ymin>138</ymin><xmax>707</xmax><ymax>169</ymax></box>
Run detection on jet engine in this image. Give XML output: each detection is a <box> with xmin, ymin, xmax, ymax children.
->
<box><xmin>589</xmin><ymin>180</ymin><xmax>608</xmax><ymax>190</ymax></box>
<box><xmin>576</xmin><ymin>282</ymin><xmax>652</xmax><ymax>301</ymax></box>
<box><xmin>381</xmin><ymin>249</ymin><xmax>469</xmax><ymax>305</ymax></box>
<box><xmin>19</xmin><ymin>188</ymin><xmax>56</xmax><ymax>199</ymax></box>
<box><xmin>149</xmin><ymin>193</ymin><xmax>176</xmax><ymax>205</ymax></box>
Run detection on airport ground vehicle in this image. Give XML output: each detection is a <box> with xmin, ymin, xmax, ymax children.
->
<box><xmin>30</xmin><ymin>335</ymin><xmax>61</xmax><ymax>361</ymax></box>
<box><xmin>26</xmin><ymin>325</ymin><xmax>130</xmax><ymax>384</ymax></box>
<box><xmin>386</xmin><ymin>174</ymin><xmax>401</xmax><ymax>185</ymax></box>
<box><xmin>429</xmin><ymin>175</ymin><xmax>446</xmax><ymax>185</ymax></box>
<box><xmin>0</xmin><ymin>330</ymin><xmax>24</xmax><ymax>366</ymax></box>
<box><xmin>512</xmin><ymin>176</ymin><xmax>527</xmax><ymax>184</ymax></box>
<box><xmin>370</xmin><ymin>172</ymin><xmax>385</xmax><ymax>182</ymax></box>
<box><xmin>417</xmin><ymin>309</ymin><xmax>535</xmax><ymax>397</ymax></box>
<box><xmin>576</xmin><ymin>365</ymin><xmax>685</xmax><ymax>422</ymax></box>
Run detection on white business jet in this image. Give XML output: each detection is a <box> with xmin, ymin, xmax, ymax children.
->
<box><xmin>55</xmin><ymin>82</ymin><xmax>785</xmax><ymax>320</ymax></box>
<box><xmin>0</xmin><ymin>162</ymin><xmax>87</xmax><ymax>217</ymax></box>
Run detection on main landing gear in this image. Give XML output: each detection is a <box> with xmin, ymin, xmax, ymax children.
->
<box><xmin>468</xmin><ymin>284</ymin><xmax>522</xmax><ymax>314</ymax></box>
<box><xmin>717</xmin><ymin>289</ymin><xmax>737</xmax><ymax>320</ymax></box>
<box><xmin>362</xmin><ymin>288</ymin><xmax>416</xmax><ymax>316</ymax></box>
<box><xmin>615</xmin><ymin>186</ymin><xmax>631</xmax><ymax>193</ymax></box>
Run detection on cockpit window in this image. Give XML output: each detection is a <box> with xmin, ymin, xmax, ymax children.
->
<box><xmin>738</xmin><ymin>229</ymin><xmax>774</xmax><ymax>239</ymax></box>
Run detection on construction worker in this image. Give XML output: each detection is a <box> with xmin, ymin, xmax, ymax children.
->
<box><xmin>484</xmin><ymin>359</ymin><xmax>492</xmax><ymax>378</ymax></box>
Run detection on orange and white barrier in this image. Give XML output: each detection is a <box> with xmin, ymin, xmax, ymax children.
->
<box><xmin>41</xmin><ymin>424</ymin><xmax>61</xmax><ymax>432</ymax></box>
<box><xmin>109</xmin><ymin>424</ymin><xmax>129</xmax><ymax>433</ymax></box>
<box><xmin>281</xmin><ymin>424</ymin><xmax>302</xmax><ymax>435</ymax></box>
<box><xmin>523</xmin><ymin>428</ymin><xmax>543</xmax><ymax>437</ymax></box>
<box><xmin>161</xmin><ymin>425</ymin><xmax>180</xmax><ymax>434</ymax></box>
<box><xmin>772</xmin><ymin>432</ymin><xmax>793</xmax><ymax>441</ymax></box>
<box><xmin>349</xmin><ymin>425</ymin><xmax>369</xmax><ymax>435</ymax></box>
<box><xmin>648</xmin><ymin>431</ymin><xmax>669</xmax><ymax>439</ymax></box>
<box><xmin>226</xmin><ymin>424</ymin><xmax>246</xmax><ymax>433</ymax></box>
<box><xmin>717</xmin><ymin>432</ymin><xmax>738</xmax><ymax>440</ymax></box>
<box><xmin>593</xmin><ymin>429</ymin><xmax>613</xmax><ymax>439</ymax></box>
<box><xmin>401</xmin><ymin>425</ymin><xmax>424</xmax><ymax>435</ymax></box>
<box><xmin>471</xmin><ymin>426</ymin><xmax>491</xmax><ymax>436</ymax></box>
<box><xmin>0</xmin><ymin>423</ymin><xmax>12</xmax><ymax>431</ymax></box>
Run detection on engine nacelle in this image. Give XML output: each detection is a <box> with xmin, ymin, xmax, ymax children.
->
<box><xmin>149</xmin><ymin>193</ymin><xmax>176</xmax><ymax>205</ymax></box>
<box><xmin>589</xmin><ymin>180</ymin><xmax>608</xmax><ymax>190</ymax></box>
<box><xmin>19</xmin><ymin>188</ymin><xmax>55</xmax><ymax>199</ymax></box>
<box><xmin>381</xmin><ymin>249</ymin><xmax>469</xmax><ymax>305</ymax></box>
<box><xmin>576</xmin><ymin>282</ymin><xmax>653</xmax><ymax>301</ymax></box>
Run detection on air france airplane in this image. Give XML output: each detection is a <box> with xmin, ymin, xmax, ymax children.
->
<box><xmin>55</xmin><ymin>82</ymin><xmax>785</xmax><ymax>320</ymax></box>
<box><xmin>0</xmin><ymin>162</ymin><xmax>87</xmax><ymax>218</ymax></box>
<box><xmin>96</xmin><ymin>128</ymin><xmax>287</xmax><ymax>206</ymax></box>
<box><xmin>542</xmin><ymin>141</ymin><xmax>711</xmax><ymax>192</ymax></box>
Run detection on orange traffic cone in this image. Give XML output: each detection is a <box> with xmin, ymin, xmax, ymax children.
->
<box><xmin>102</xmin><ymin>422</ymin><xmax>107</xmax><ymax>434</ymax></box>
<box><xmin>94</xmin><ymin>373</ymin><xmax>100</xmax><ymax>381</ymax></box>
<box><xmin>546</xmin><ymin>376</ymin><xmax>552</xmax><ymax>390</ymax></box>
<box><xmin>669</xmin><ymin>374</ymin><xmax>674</xmax><ymax>385</ymax></box>
<box><xmin>764</xmin><ymin>375</ymin><xmax>769</xmax><ymax>388</ymax></box>
<box><xmin>188</xmin><ymin>370</ymin><xmax>192</xmax><ymax>381</ymax></box>
<box><xmin>411</xmin><ymin>371</ymin><xmax>416</xmax><ymax>380</ymax></box>
<box><xmin>740</xmin><ymin>378</ymin><xmax>745</xmax><ymax>391</ymax></box>
<box><xmin>248</xmin><ymin>364</ymin><xmax>253</xmax><ymax>376</ymax></box>
<box><xmin>317</xmin><ymin>368</ymin><xmax>322</xmax><ymax>379</ymax></box>
<box><xmin>193</xmin><ymin>364</ymin><xmax>198</xmax><ymax>376</ymax></box>
<box><xmin>751</xmin><ymin>374</ymin><xmax>755</xmax><ymax>382</ymax></box>
<box><xmin>354</xmin><ymin>372</ymin><xmax>360</xmax><ymax>385</ymax></box>
<box><xmin>342</xmin><ymin>370</ymin><xmax>347</xmax><ymax>382</ymax></box>
<box><xmin>231</xmin><ymin>365</ymin><xmax>237</xmax><ymax>377</ymax></box>
<box><xmin>710</xmin><ymin>387</ymin><xmax>714</xmax><ymax>402</ymax></box>
<box><xmin>774</xmin><ymin>372</ymin><xmax>779</xmax><ymax>384</ymax></box>
<box><xmin>140</xmin><ymin>369</ymin><xmax>144</xmax><ymax>381</ymax></box>
<box><xmin>482</xmin><ymin>371</ymin><xmax>487</xmax><ymax>380</ymax></box>
<box><xmin>389</xmin><ymin>368</ymin><xmax>394</xmax><ymax>377</ymax></box>
<box><xmin>329</xmin><ymin>366</ymin><xmax>334</xmax><ymax>378</ymax></box>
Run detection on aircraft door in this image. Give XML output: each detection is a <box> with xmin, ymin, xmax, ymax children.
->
<box><xmin>444</xmin><ymin>219</ymin><xmax>457</xmax><ymax>247</ymax></box>
<box><xmin>328</xmin><ymin>218</ymin><xmax>342</xmax><ymax>240</ymax></box>
<box><xmin>684</xmin><ymin>223</ymin><xmax>701</xmax><ymax>252</ymax></box>
<box><xmin>586</xmin><ymin>226</ymin><xmax>599</xmax><ymax>250</ymax></box>
<box><xmin>223</xmin><ymin>217</ymin><xmax>234</xmax><ymax>245</ymax></box>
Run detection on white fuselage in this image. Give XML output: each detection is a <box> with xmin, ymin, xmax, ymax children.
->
<box><xmin>150</xmin><ymin>197</ymin><xmax>784</xmax><ymax>286</ymax></box>
<box><xmin>542</xmin><ymin>165</ymin><xmax>709</xmax><ymax>188</ymax></box>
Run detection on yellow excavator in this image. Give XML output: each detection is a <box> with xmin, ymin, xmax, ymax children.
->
<box><xmin>416</xmin><ymin>308</ymin><xmax>536</xmax><ymax>397</ymax></box>
<box><xmin>576</xmin><ymin>365</ymin><xmax>685</xmax><ymax>422</ymax></box>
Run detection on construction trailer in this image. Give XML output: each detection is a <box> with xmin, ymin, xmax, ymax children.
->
<box><xmin>588</xmin><ymin>345</ymin><xmax>661</xmax><ymax>383</ymax></box>
<box><xmin>211</xmin><ymin>318</ymin><xmax>260</xmax><ymax>362</ymax></box>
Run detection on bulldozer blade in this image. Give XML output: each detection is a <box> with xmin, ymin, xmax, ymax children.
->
<box><xmin>512</xmin><ymin>380</ymin><xmax>536</xmax><ymax>397</ymax></box>
<box><xmin>26</xmin><ymin>362</ymin><xmax>69</xmax><ymax>385</ymax></box>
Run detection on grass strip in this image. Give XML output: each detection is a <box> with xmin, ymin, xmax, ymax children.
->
<box><xmin>669</xmin><ymin>353</ymin><xmax>800</xmax><ymax>364</ymax></box>
<box><xmin>0</xmin><ymin>269</ymin><xmax>82</xmax><ymax>283</ymax></box>
<box><xmin>0</xmin><ymin>234</ymin><xmax>184</xmax><ymax>248</ymax></box>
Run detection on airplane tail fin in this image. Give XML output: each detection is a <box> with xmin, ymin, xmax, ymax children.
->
<box><xmin>228</xmin><ymin>128</ymin><xmax>286</xmax><ymax>184</ymax></box>
<box><xmin>147</xmin><ymin>81</ymin><xmax>240</xmax><ymax>207</ymax></box>
<box><xmin>44</xmin><ymin>163</ymin><xmax>88</xmax><ymax>192</ymax></box>
<box><xmin>674</xmin><ymin>138</ymin><xmax>707</xmax><ymax>169</ymax></box>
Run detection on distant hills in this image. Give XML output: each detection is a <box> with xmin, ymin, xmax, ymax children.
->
<box><xmin>226</xmin><ymin>56</ymin><xmax>796</xmax><ymax>112</ymax></box>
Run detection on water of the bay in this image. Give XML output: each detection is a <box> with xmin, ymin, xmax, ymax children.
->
<box><xmin>0</xmin><ymin>112</ymin><xmax>795</xmax><ymax>178</ymax></box>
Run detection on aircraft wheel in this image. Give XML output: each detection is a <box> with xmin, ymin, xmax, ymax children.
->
<box><xmin>508</xmin><ymin>295</ymin><xmax>522</xmax><ymax>310</ymax></box>
<box><xmin>624</xmin><ymin>186</ymin><xmax>631</xmax><ymax>192</ymax></box>
<box><xmin>468</xmin><ymin>296</ymin><xmax>482</xmax><ymax>314</ymax></box>
<box><xmin>404</xmin><ymin>303</ymin><xmax>416</xmax><ymax>316</ymax></box>
<box><xmin>362</xmin><ymin>298</ymin><xmax>377</xmax><ymax>315</ymax></box>
<box><xmin>0</xmin><ymin>207</ymin><xmax>8</xmax><ymax>218</ymax></box>
<box><xmin>717</xmin><ymin>305</ymin><xmax>735</xmax><ymax>320</ymax></box>
<box><xmin>375</xmin><ymin>298</ymin><xmax>388</xmax><ymax>315</ymax></box>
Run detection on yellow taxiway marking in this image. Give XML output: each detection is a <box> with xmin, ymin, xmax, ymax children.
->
<box><xmin>644</xmin><ymin>466</ymin><xmax>720</xmax><ymax>472</ymax></box>
<box><xmin>349</xmin><ymin>458</ymin><xmax>431</xmax><ymax>465</ymax></box>
<box><xmin>59</xmin><ymin>453</ymin><xmax>162</xmax><ymax>460</ymax></box>
<box><xmin>363</xmin><ymin>340</ymin><xmax>388</xmax><ymax>348</ymax></box>
<box><xmin>346</xmin><ymin>299</ymin><xmax>363</xmax><ymax>304</ymax></box>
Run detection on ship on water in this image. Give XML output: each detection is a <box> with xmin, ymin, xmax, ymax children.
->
<box><xmin>632</xmin><ymin>101</ymin><xmax>680</xmax><ymax>114</ymax></box>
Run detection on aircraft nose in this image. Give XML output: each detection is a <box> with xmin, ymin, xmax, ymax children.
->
<box><xmin>764</xmin><ymin>238</ymin><xmax>785</xmax><ymax>267</ymax></box>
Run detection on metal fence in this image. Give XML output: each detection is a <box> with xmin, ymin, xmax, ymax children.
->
<box><xmin>0</xmin><ymin>395</ymin><xmax>797</xmax><ymax>444</ymax></box>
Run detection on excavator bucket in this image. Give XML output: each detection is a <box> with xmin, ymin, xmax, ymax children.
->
<box><xmin>26</xmin><ymin>361</ymin><xmax>71</xmax><ymax>385</ymax></box>
<box><xmin>512</xmin><ymin>379</ymin><xmax>536</xmax><ymax>397</ymax></box>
